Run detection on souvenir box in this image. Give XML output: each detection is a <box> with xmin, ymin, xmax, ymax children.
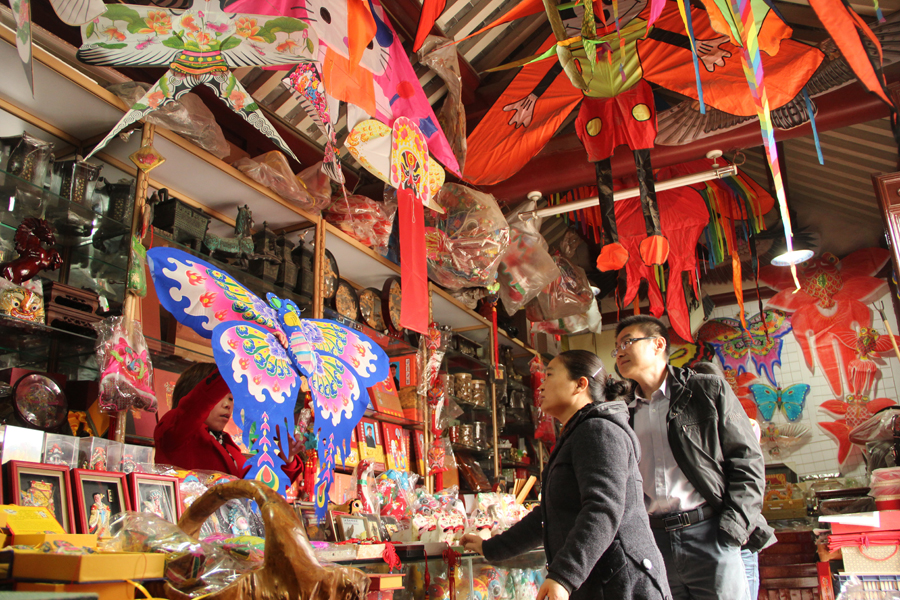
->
<box><xmin>11</xmin><ymin>551</ymin><xmax>166</xmax><ymax>582</ymax></box>
<box><xmin>16</xmin><ymin>581</ymin><xmax>136</xmax><ymax>600</ymax></box>
<box><xmin>1</xmin><ymin>425</ymin><xmax>44</xmax><ymax>464</ymax></box>
<box><xmin>43</xmin><ymin>433</ymin><xmax>79</xmax><ymax>469</ymax></box>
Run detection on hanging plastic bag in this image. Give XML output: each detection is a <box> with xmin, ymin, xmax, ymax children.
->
<box><xmin>323</xmin><ymin>194</ymin><xmax>396</xmax><ymax>251</ymax></box>
<box><xmin>296</xmin><ymin>161</ymin><xmax>334</xmax><ymax>212</ymax></box>
<box><xmin>526</xmin><ymin>255</ymin><xmax>593</xmax><ymax>321</ymax></box>
<box><xmin>498</xmin><ymin>200</ymin><xmax>560</xmax><ymax>315</ymax></box>
<box><xmin>234</xmin><ymin>151</ymin><xmax>315</xmax><ymax>210</ymax></box>
<box><xmin>94</xmin><ymin>316</ymin><xmax>156</xmax><ymax>413</ymax></box>
<box><xmin>531</xmin><ymin>298</ymin><xmax>602</xmax><ymax>335</ymax></box>
<box><xmin>107</xmin><ymin>83</ymin><xmax>229</xmax><ymax>159</ymax></box>
<box><xmin>128</xmin><ymin>235</ymin><xmax>147</xmax><ymax>297</ymax></box>
<box><xmin>417</xmin><ymin>36</ymin><xmax>467</xmax><ymax>172</ymax></box>
<box><xmin>425</xmin><ymin>184</ymin><xmax>510</xmax><ymax>290</ymax></box>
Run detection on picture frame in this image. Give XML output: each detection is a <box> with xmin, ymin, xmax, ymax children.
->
<box><xmin>299</xmin><ymin>506</ymin><xmax>333</xmax><ymax>542</ymax></box>
<box><xmin>127</xmin><ymin>472</ymin><xmax>181</xmax><ymax>523</ymax></box>
<box><xmin>71</xmin><ymin>469</ymin><xmax>130</xmax><ymax>536</ymax></box>
<box><xmin>380</xmin><ymin>515</ymin><xmax>400</xmax><ymax>541</ymax></box>
<box><xmin>7</xmin><ymin>460</ymin><xmax>74</xmax><ymax>533</ymax></box>
<box><xmin>332</xmin><ymin>511</ymin><xmax>367</xmax><ymax>541</ymax></box>
<box><xmin>356</xmin><ymin>417</ymin><xmax>386</xmax><ymax>470</ymax></box>
<box><xmin>362</xmin><ymin>513</ymin><xmax>383</xmax><ymax>541</ymax></box>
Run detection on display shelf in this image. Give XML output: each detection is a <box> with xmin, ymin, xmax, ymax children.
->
<box><xmin>444</xmin><ymin>350</ymin><xmax>491</xmax><ymax>374</ymax></box>
<box><xmin>322</xmin><ymin>307</ymin><xmax>417</xmax><ymax>357</ymax></box>
<box><xmin>451</xmin><ymin>443</ymin><xmax>493</xmax><ymax>459</ymax></box>
<box><xmin>364</xmin><ymin>408</ymin><xmax>423</xmax><ymax>430</ymax></box>
<box><xmin>0</xmin><ymin>313</ymin><xmax>100</xmax><ymax>375</ymax></box>
<box><xmin>0</xmin><ymin>30</ymin><xmax>318</xmax><ymax>234</ymax></box>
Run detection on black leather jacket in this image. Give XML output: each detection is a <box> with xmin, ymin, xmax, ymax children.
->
<box><xmin>635</xmin><ymin>365</ymin><xmax>773</xmax><ymax>550</ymax></box>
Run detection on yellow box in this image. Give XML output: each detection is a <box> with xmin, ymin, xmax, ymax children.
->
<box><xmin>12</xmin><ymin>551</ymin><xmax>166</xmax><ymax>582</ymax></box>
<box><xmin>11</xmin><ymin>533</ymin><xmax>97</xmax><ymax>548</ymax></box>
<box><xmin>17</xmin><ymin>581</ymin><xmax>136</xmax><ymax>600</ymax></box>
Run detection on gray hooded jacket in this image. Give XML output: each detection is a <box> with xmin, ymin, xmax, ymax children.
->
<box><xmin>483</xmin><ymin>401</ymin><xmax>671</xmax><ymax>600</ymax></box>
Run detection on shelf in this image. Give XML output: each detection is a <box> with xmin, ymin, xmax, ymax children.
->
<box><xmin>445</xmin><ymin>350</ymin><xmax>491</xmax><ymax>373</ymax></box>
<box><xmin>364</xmin><ymin>408</ymin><xmax>423</xmax><ymax>430</ymax></box>
<box><xmin>451</xmin><ymin>444</ymin><xmax>493</xmax><ymax>459</ymax></box>
<box><xmin>322</xmin><ymin>307</ymin><xmax>417</xmax><ymax>357</ymax></box>
<box><xmin>0</xmin><ymin>313</ymin><xmax>100</xmax><ymax>376</ymax></box>
<box><xmin>0</xmin><ymin>30</ymin><xmax>317</xmax><ymax>235</ymax></box>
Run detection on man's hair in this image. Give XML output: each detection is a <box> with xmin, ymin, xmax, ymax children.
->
<box><xmin>172</xmin><ymin>362</ymin><xmax>220</xmax><ymax>409</ymax></box>
<box><xmin>614</xmin><ymin>315</ymin><xmax>670</xmax><ymax>356</ymax></box>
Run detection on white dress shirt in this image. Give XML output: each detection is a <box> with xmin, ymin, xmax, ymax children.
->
<box><xmin>631</xmin><ymin>377</ymin><xmax>706</xmax><ymax>516</ymax></box>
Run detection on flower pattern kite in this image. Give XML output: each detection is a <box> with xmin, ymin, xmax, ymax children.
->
<box><xmin>75</xmin><ymin>0</ymin><xmax>318</xmax><ymax>162</ymax></box>
<box><xmin>819</xmin><ymin>393</ymin><xmax>896</xmax><ymax>466</ymax></box>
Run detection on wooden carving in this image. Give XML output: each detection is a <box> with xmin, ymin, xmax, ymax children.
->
<box><xmin>0</xmin><ymin>217</ymin><xmax>63</xmax><ymax>284</ymax></box>
<box><xmin>170</xmin><ymin>479</ymin><xmax>370</xmax><ymax>600</ymax></box>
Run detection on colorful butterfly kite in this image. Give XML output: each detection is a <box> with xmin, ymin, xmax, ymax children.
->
<box><xmin>697</xmin><ymin>310</ymin><xmax>792</xmax><ymax>386</ymax></box>
<box><xmin>147</xmin><ymin>248</ymin><xmax>389</xmax><ymax>518</ymax></box>
<box><xmin>748</xmin><ymin>383</ymin><xmax>810</xmax><ymax>422</ymax></box>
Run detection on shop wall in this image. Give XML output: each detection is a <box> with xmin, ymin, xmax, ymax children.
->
<box><xmin>568</xmin><ymin>289</ymin><xmax>900</xmax><ymax>480</ymax></box>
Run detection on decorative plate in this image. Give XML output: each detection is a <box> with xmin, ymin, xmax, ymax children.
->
<box><xmin>13</xmin><ymin>373</ymin><xmax>67</xmax><ymax>430</ymax></box>
<box><xmin>359</xmin><ymin>287</ymin><xmax>385</xmax><ymax>331</ymax></box>
<box><xmin>323</xmin><ymin>250</ymin><xmax>340</xmax><ymax>300</ymax></box>
<box><xmin>334</xmin><ymin>279</ymin><xmax>359</xmax><ymax>322</ymax></box>
<box><xmin>382</xmin><ymin>276</ymin><xmax>403</xmax><ymax>336</ymax></box>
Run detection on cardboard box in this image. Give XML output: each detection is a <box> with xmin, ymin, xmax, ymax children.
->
<box><xmin>12</xmin><ymin>533</ymin><xmax>97</xmax><ymax>548</ymax></box>
<box><xmin>368</xmin><ymin>573</ymin><xmax>404</xmax><ymax>590</ymax></box>
<box><xmin>12</xmin><ymin>551</ymin><xmax>166</xmax><ymax>582</ymax></box>
<box><xmin>369</xmin><ymin>378</ymin><xmax>404</xmax><ymax>419</ymax></box>
<box><xmin>17</xmin><ymin>581</ymin><xmax>136</xmax><ymax>600</ymax></box>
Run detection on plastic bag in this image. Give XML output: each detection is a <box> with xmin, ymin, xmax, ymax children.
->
<box><xmin>428</xmin><ymin>437</ymin><xmax>456</xmax><ymax>475</ymax></box>
<box><xmin>107</xmin><ymin>83</ymin><xmax>229</xmax><ymax>159</ymax></box>
<box><xmin>498</xmin><ymin>201</ymin><xmax>560</xmax><ymax>315</ymax></box>
<box><xmin>95</xmin><ymin>316</ymin><xmax>156</xmax><ymax>413</ymax></box>
<box><xmin>323</xmin><ymin>194</ymin><xmax>396</xmax><ymax>252</ymax></box>
<box><xmin>526</xmin><ymin>255</ymin><xmax>593</xmax><ymax>321</ymax></box>
<box><xmin>297</xmin><ymin>161</ymin><xmax>334</xmax><ymax>212</ymax></box>
<box><xmin>417</xmin><ymin>36</ymin><xmax>466</xmax><ymax>172</ymax></box>
<box><xmin>106</xmin><ymin>511</ymin><xmax>258</xmax><ymax>598</ymax></box>
<box><xmin>375</xmin><ymin>470</ymin><xmax>418</xmax><ymax>520</ymax></box>
<box><xmin>425</xmin><ymin>184</ymin><xmax>510</xmax><ymax>290</ymax></box>
<box><xmin>234</xmin><ymin>151</ymin><xmax>316</xmax><ymax>210</ymax></box>
<box><xmin>531</xmin><ymin>298</ymin><xmax>602</xmax><ymax>335</ymax></box>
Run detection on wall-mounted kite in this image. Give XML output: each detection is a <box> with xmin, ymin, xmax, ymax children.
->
<box><xmin>760</xmin><ymin>248</ymin><xmax>890</xmax><ymax>396</ymax></box>
<box><xmin>819</xmin><ymin>392</ymin><xmax>897</xmax><ymax>466</ymax></box>
<box><xmin>697</xmin><ymin>310</ymin><xmax>791</xmax><ymax>386</ymax></box>
<box><xmin>760</xmin><ymin>423</ymin><xmax>811</xmax><ymax>459</ymax></box>
<box><xmin>147</xmin><ymin>248</ymin><xmax>389</xmax><ymax>518</ymax></box>
<box><xmin>75</xmin><ymin>0</ymin><xmax>318</xmax><ymax>162</ymax></box>
<box><xmin>749</xmin><ymin>382</ymin><xmax>810</xmax><ymax>422</ymax></box>
<box><xmin>836</xmin><ymin>327</ymin><xmax>900</xmax><ymax>395</ymax></box>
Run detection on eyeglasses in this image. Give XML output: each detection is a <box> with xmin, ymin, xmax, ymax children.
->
<box><xmin>611</xmin><ymin>337</ymin><xmax>659</xmax><ymax>358</ymax></box>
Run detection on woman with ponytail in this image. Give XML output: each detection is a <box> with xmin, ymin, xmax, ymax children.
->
<box><xmin>462</xmin><ymin>350</ymin><xmax>671</xmax><ymax>600</ymax></box>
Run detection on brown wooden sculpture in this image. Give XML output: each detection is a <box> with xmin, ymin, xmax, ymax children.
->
<box><xmin>0</xmin><ymin>218</ymin><xmax>63</xmax><ymax>284</ymax></box>
<box><xmin>169</xmin><ymin>479</ymin><xmax>370</xmax><ymax>600</ymax></box>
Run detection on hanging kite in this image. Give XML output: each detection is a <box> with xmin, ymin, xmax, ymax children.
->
<box><xmin>760</xmin><ymin>248</ymin><xmax>890</xmax><ymax>397</ymax></box>
<box><xmin>282</xmin><ymin>63</ymin><xmax>343</xmax><ymax>183</ymax></box>
<box><xmin>697</xmin><ymin>310</ymin><xmax>792</xmax><ymax>386</ymax></box>
<box><xmin>147</xmin><ymin>248</ymin><xmax>389</xmax><ymax>517</ymax></box>
<box><xmin>76</xmin><ymin>0</ymin><xmax>318</xmax><ymax>162</ymax></box>
<box><xmin>748</xmin><ymin>382</ymin><xmax>810</xmax><ymax>422</ymax></box>
<box><xmin>819</xmin><ymin>392</ymin><xmax>897</xmax><ymax>466</ymax></box>
<box><xmin>222</xmin><ymin>0</ymin><xmax>461</xmax><ymax>176</ymax></box>
<box><xmin>835</xmin><ymin>327</ymin><xmax>900</xmax><ymax>395</ymax></box>
<box><xmin>8</xmin><ymin>0</ymin><xmax>106</xmax><ymax>94</ymax></box>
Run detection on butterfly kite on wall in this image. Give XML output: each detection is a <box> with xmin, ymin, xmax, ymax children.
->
<box><xmin>697</xmin><ymin>310</ymin><xmax>792</xmax><ymax>386</ymax></box>
<box><xmin>749</xmin><ymin>383</ymin><xmax>811</xmax><ymax>422</ymax></box>
<box><xmin>147</xmin><ymin>248</ymin><xmax>389</xmax><ymax>518</ymax></box>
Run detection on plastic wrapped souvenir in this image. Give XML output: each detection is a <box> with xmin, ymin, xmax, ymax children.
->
<box><xmin>531</xmin><ymin>298</ymin><xmax>602</xmax><ymax>335</ymax></box>
<box><xmin>497</xmin><ymin>201</ymin><xmax>560</xmax><ymax>315</ymax></box>
<box><xmin>323</xmin><ymin>194</ymin><xmax>396</xmax><ymax>253</ymax></box>
<box><xmin>526</xmin><ymin>255</ymin><xmax>593</xmax><ymax>322</ymax></box>
<box><xmin>296</xmin><ymin>161</ymin><xmax>334</xmax><ymax>212</ymax></box>
<box><xmin>425</xmin><ymin>184</ymin><xmax>510</xmax><ymax>290</ymax></box>
<box><xmin>417</xmin><ymin>37</ymin><xmax>466</xmax><ymax>172</ymax></box>
<box><xmin>94</xmin><ymin>316</ymin><xmax>156</xmax><ymax>413</ymax></box>
<box><xmin>234</xmin><ymin>151</ymin><xmax>316</xmax><ymax>210</ymax></box>
<box><xmin>0</xmin><ymin>277</ymin><xmax>44</xmax><ymax>323</ymax></box>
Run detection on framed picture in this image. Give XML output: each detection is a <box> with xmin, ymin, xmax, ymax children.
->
<box><xmin>356</xmin><ymin>417</ymin><xmax>386</xmax><ymax>470</ymax></box>
<box><xmin>7</xmin><ymin>461</ymin><xmax>74</xmax><ymax>533</ymax></box>
<box><xmin>71</xmin><ymin>469</ymin><xmax>130</xmax><ymax>536</ymax></box>
<box><xmin>380</xmin><ymin>515</ymin><xmax>400</xmax><ymax>541</ymax></box>
<box><xmin>299</xmin><ymin>506</ymin><xmax>333</xmax><ymax>541</ymax></box>
<box><xmin>381</xmin><ymin>422</ymin><xmax>410</xmax><ymax>471</ymax></box>
<box><xmin>128</xmin><ymin>473</ymin><xmax>181</xmax><ymax>523</ymax></box>
<box><xmin>332</xmin><ymin>511</ymin><xmax>367</xmax><ymax>541</ymax></box>
<box><xmin>362</xmin><ymin>513</ymin><xmax>383</xmax><ymax>541</ymax></box>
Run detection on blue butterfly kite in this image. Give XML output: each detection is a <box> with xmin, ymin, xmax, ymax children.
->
<box><xmin>147</xmin><ymin>247</ymin><xmax>389</xmax><ymax>518</ymax></box>
<box><xmin>749</xmin><ymin>383</ymin><xmax>811</xmax><ymax>422</ymax></box>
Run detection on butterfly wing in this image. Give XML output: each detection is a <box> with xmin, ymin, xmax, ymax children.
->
<box><xmin>746</xmin><ymin>310</ymin><xmax>793</xmax><ymax>386</ymax></box>
<box><xmin>212</xmin><ymin>321</ymin><xmax>300</xmax><ymax>494</ymax></box>
<box><xmin>147</xmin><ymin>248</ymin><xmax>281</xmax><ymax>339</ymax></box>
<box><xmin>698</xmin><ymin>318</ymin><xmax>750</xmax><ymax>374</ymax></box>
<box><xmin>749</xmin><ymin>383</ymin><xmax>779</xmax><ymax>422</ymax></box>
<box><xmin>779</xmin><ymin>384</ymin><xmax>810</xmax><ymax>422</ymax></box>
<box><xmin>294</xmin><ymin>319</ymin><xmax>390</xmax><ymax>387</ymax></box>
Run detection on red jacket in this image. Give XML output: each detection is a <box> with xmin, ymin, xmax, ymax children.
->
<box><xmin>154</xmin><ymin>371</ymin><xmax>302</xmax><ymax>482</ymax></box>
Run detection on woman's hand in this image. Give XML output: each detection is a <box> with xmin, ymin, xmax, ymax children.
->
<box><xmin>276</xmin><ymin>423</ymin><xmax>305</xmax><ymax>465</ymax></box>
<box><xmin>461</xmin><ymin>533</ymin><xmax>484</xmax><ymax>555</ymax></box>
<box><xmin>536</xmin><ymin>578</ymin><xmax>569</xmax><ymax>600</ymax></box>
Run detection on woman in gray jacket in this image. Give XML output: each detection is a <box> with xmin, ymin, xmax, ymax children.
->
<box><xmin>462</xmin><ymin>350</ymin><xmax>671</xmax><ymax>600</ymax></box>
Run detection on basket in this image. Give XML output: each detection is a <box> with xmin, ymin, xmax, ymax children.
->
<box><xmin>169</xmin><ymin>480</ymin><xmax>370</xmax><ymax>600</ymax></box>
<box><xmin>842</xmin><ymin>544</ymin><xmax>900</xmax><ymax>575</ymax></box>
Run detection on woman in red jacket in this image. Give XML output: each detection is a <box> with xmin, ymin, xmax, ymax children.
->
<box><xmin>154</xmin><ymin>363</ymin><xmax>304</xmax><ymax>482</ymax></box>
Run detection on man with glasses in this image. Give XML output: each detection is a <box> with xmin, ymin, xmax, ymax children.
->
<box><xmin>613</xmin><ymin>315</ymin><xmax>770</xmax><ymax>600</ymax></box>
